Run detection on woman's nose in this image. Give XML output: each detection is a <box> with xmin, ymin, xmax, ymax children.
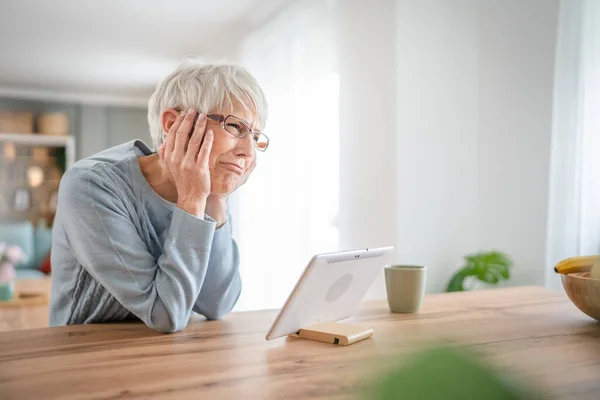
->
<box><xmin>235</xmin><ymin>133</ymin><xmax>254</xmax><ymax>156</ymax></box>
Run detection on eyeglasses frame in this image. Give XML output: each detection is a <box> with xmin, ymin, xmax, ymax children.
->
<box><xmin>205</xmin><ymin>113</ymin><xmax>269</xmax><ymax>152</ymax></box>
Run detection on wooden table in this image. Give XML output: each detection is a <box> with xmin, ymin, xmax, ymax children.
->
<box><xmin>0</xmin><ymin>286</ymin><xmax>599</xmax><ymax>399</ymax></box>
<box><xmin>0</xmin><ymin>278</ymin><xmax>51</xmax><ymax>332</ymax></box>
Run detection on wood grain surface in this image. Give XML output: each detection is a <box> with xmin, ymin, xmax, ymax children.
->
<box><xmin>0</xmin><ymin>278</ymin><xmax>51</xmax><ymax>331</ymax></box>
<box><xmin>0</xmin><ymin>286</ymin><xmax>599</xmax><ymax>399</ymax></box>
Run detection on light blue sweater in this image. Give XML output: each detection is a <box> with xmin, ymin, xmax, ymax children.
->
<box><xmin>49</xmin><ymin>140</ymin><xmax>241</xmax><ymax>333</ymax></box>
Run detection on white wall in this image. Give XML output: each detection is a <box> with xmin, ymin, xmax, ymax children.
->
<box><xmin>392</xmin><ymin>0</ymin><xmax>559</xmax><ymax>295</ymax></box>
<box><xmin>79</xmin><ymin>105</ymin><xmax>149</xmax><ymax>158</ymax></box>
<box><xmin>336</xmin><ymin>0</ymin><xmax>398</xmax><ymax>299</ymax></box>
<box><xmin>477</xmin><ymin>0</ymin><xmax>559</xmax><ymax>288</ymax></box>
<box><xmin>395</xmin><ymin>0</ymin><xmax>480</xmax><ymax>294</ymax></box>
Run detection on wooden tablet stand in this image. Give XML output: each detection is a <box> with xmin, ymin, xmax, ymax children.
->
<box><xmin>289</xmin><ymin>322</ymin><xmax>374</xmax><ymax>346</ymax></box>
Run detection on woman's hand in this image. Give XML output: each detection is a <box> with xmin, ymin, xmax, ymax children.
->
<box><xmin>160</xmin><ymin>108</ymin><xmax>214</xmax><ymax>217</ymax></box>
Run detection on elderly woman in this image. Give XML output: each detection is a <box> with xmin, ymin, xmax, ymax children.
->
<box><xmin>49</xmin><ymin>61</ymin><xmax>268</xmax><ymax>333</ymax></box>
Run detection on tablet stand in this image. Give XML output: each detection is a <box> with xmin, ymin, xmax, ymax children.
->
<box><xmin>289</xmin><ymin>322</ymin><xmax>374</xmax><ymax>346</ymax></box>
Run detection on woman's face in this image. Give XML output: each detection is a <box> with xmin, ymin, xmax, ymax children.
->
<box><xmin>161</xmin><ymin>105</ymin><xmax>257</xmax><ymax>196</ymax></box>
<box><xmin>206</xmin><ymin>106</ymin><xmax>257</xmax><ymax>195</ymax></box>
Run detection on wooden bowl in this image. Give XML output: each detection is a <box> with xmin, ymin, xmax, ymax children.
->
<box><xmin>561</xmin><ymin>272</ymin><xmax>600</xmax><ymax>321</ymax></box>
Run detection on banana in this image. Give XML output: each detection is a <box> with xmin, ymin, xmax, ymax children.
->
<box><xmin>553</xmin><ymin>255</ymin><xmax>600</xmax><ymax>274</ymax></box>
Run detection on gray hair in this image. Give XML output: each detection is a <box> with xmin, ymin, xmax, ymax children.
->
<box><xmin>147</xmin><ymin>59</ymin><xmax>268</xmax><ymax>150</ymax></box>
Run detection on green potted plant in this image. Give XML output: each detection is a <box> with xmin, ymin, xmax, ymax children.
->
<box><xmin>446</xmin><ymin>251</ymin><xmax>513</xmax><ymax>292</ymax></box>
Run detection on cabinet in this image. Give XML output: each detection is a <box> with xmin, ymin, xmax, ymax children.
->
<box><xmin>0</xmin><ymin>133</ymin><xmax>75</xmax><ymax>226</ymax></box>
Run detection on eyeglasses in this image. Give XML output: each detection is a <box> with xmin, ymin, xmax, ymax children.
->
<box><xmin>207</xmin><ymin>114</ymin><xmax>269</xmax><ymax>152</ymax></box>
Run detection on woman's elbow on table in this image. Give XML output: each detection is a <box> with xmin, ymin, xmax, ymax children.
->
<box><xmin>202</xmin><ymin>306</ymin><xmax>232</xmax><ymax>321</ymax></box>
<box><xmin>150</xmin><ymin>293</ymin><xmax>236</xmax><ymax>330</ymax></box>
<box><xmin>197</xmin><ymin>294</ymin><xmax>238</xmax><ymax>320</ymax></box>
<box><xmin>151</xmin><ymin>321</ymin><xmax>181</xmax><ymax>334</ymax></box>
<box><xmin>148</xmin><ymin>303</ymin><xmax>190</xmax><ymax>334</ymax></box>
<box><xmin>195</xmin><ymin>277</ymin><xmax>242</xmax><ymax>321</ymax></box>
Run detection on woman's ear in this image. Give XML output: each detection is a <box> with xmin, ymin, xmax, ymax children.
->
<box><xmin>161</xmin><ymin>108</ymin><xmax>180</xmax><ymax>135</ymax></box>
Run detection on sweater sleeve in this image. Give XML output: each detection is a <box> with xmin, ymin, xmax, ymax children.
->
<box><xmin>58</xmin><ymin>166</ymin><xmax>216</xmax><ymax>333</ymax></box>
<box><xmin>193</xmin><ymin>208</ymin><xmax>242</xmax><ymax>320</ymax></box>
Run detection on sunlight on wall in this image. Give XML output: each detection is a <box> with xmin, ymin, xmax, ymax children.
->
<box><xmin>232</xmin><ymin>0</ymin><xmax>339</xmax><ymax>311</ymax></box>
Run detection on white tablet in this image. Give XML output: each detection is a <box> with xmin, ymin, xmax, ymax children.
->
<box><xmin>265</xmin><ymin>246</ymin><xmax>394</xmax><ymax>341</ymax></box>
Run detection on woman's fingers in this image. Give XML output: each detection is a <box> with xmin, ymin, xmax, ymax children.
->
<box><xmin>196</xmin><ymin>130</ymin><xmax>214</xmax><ymax>165</ymax></box>
<box><xmin>174</xmin><ymin>108</ymin><xmax>197</xmax><ymax>157</ymax></box>
<box><xmin>184</xmin><ymin>113</ymin><xmax>208</xmax><ymax>163</ymax></box>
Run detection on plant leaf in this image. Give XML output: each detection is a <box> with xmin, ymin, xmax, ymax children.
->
<box><xmin>446</xmin><ymin>272</ymin><xmax>465</xmax><ymax>292</ymax></box>
<box><xmin>482</xmin><ymin>271</ymin><xmax>499</xmax><ymax>284</ymax></box>
<box><xmin>465</xmin><ymin>251</ymin><xmax>512</xmax><ymax>286</ymax></box>
<box><xmin>492</xmin><ymin>264</ymin><xmax>510</xmax><ymax>279</ymax></box>
<box><xmin>448</xmin><ymin>251</ymin><xmax>513</xmax><ymax>291</ymax></box>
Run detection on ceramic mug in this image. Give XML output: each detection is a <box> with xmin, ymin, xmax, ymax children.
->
<box><xmin>384</xmin><ymin>265</ymin><xmax>426</xmax><ymax>313</ymax></box>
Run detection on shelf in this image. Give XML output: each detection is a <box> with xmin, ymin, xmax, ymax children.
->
<box><xmin>0</xmin><ymin>132</ymin><xmax>76</xmax><ymax>169</ymax></box>
<box><xmin>0</xmin><ymin>132</ymin><xmax>74</xmax><ymax>147</ymax></box>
